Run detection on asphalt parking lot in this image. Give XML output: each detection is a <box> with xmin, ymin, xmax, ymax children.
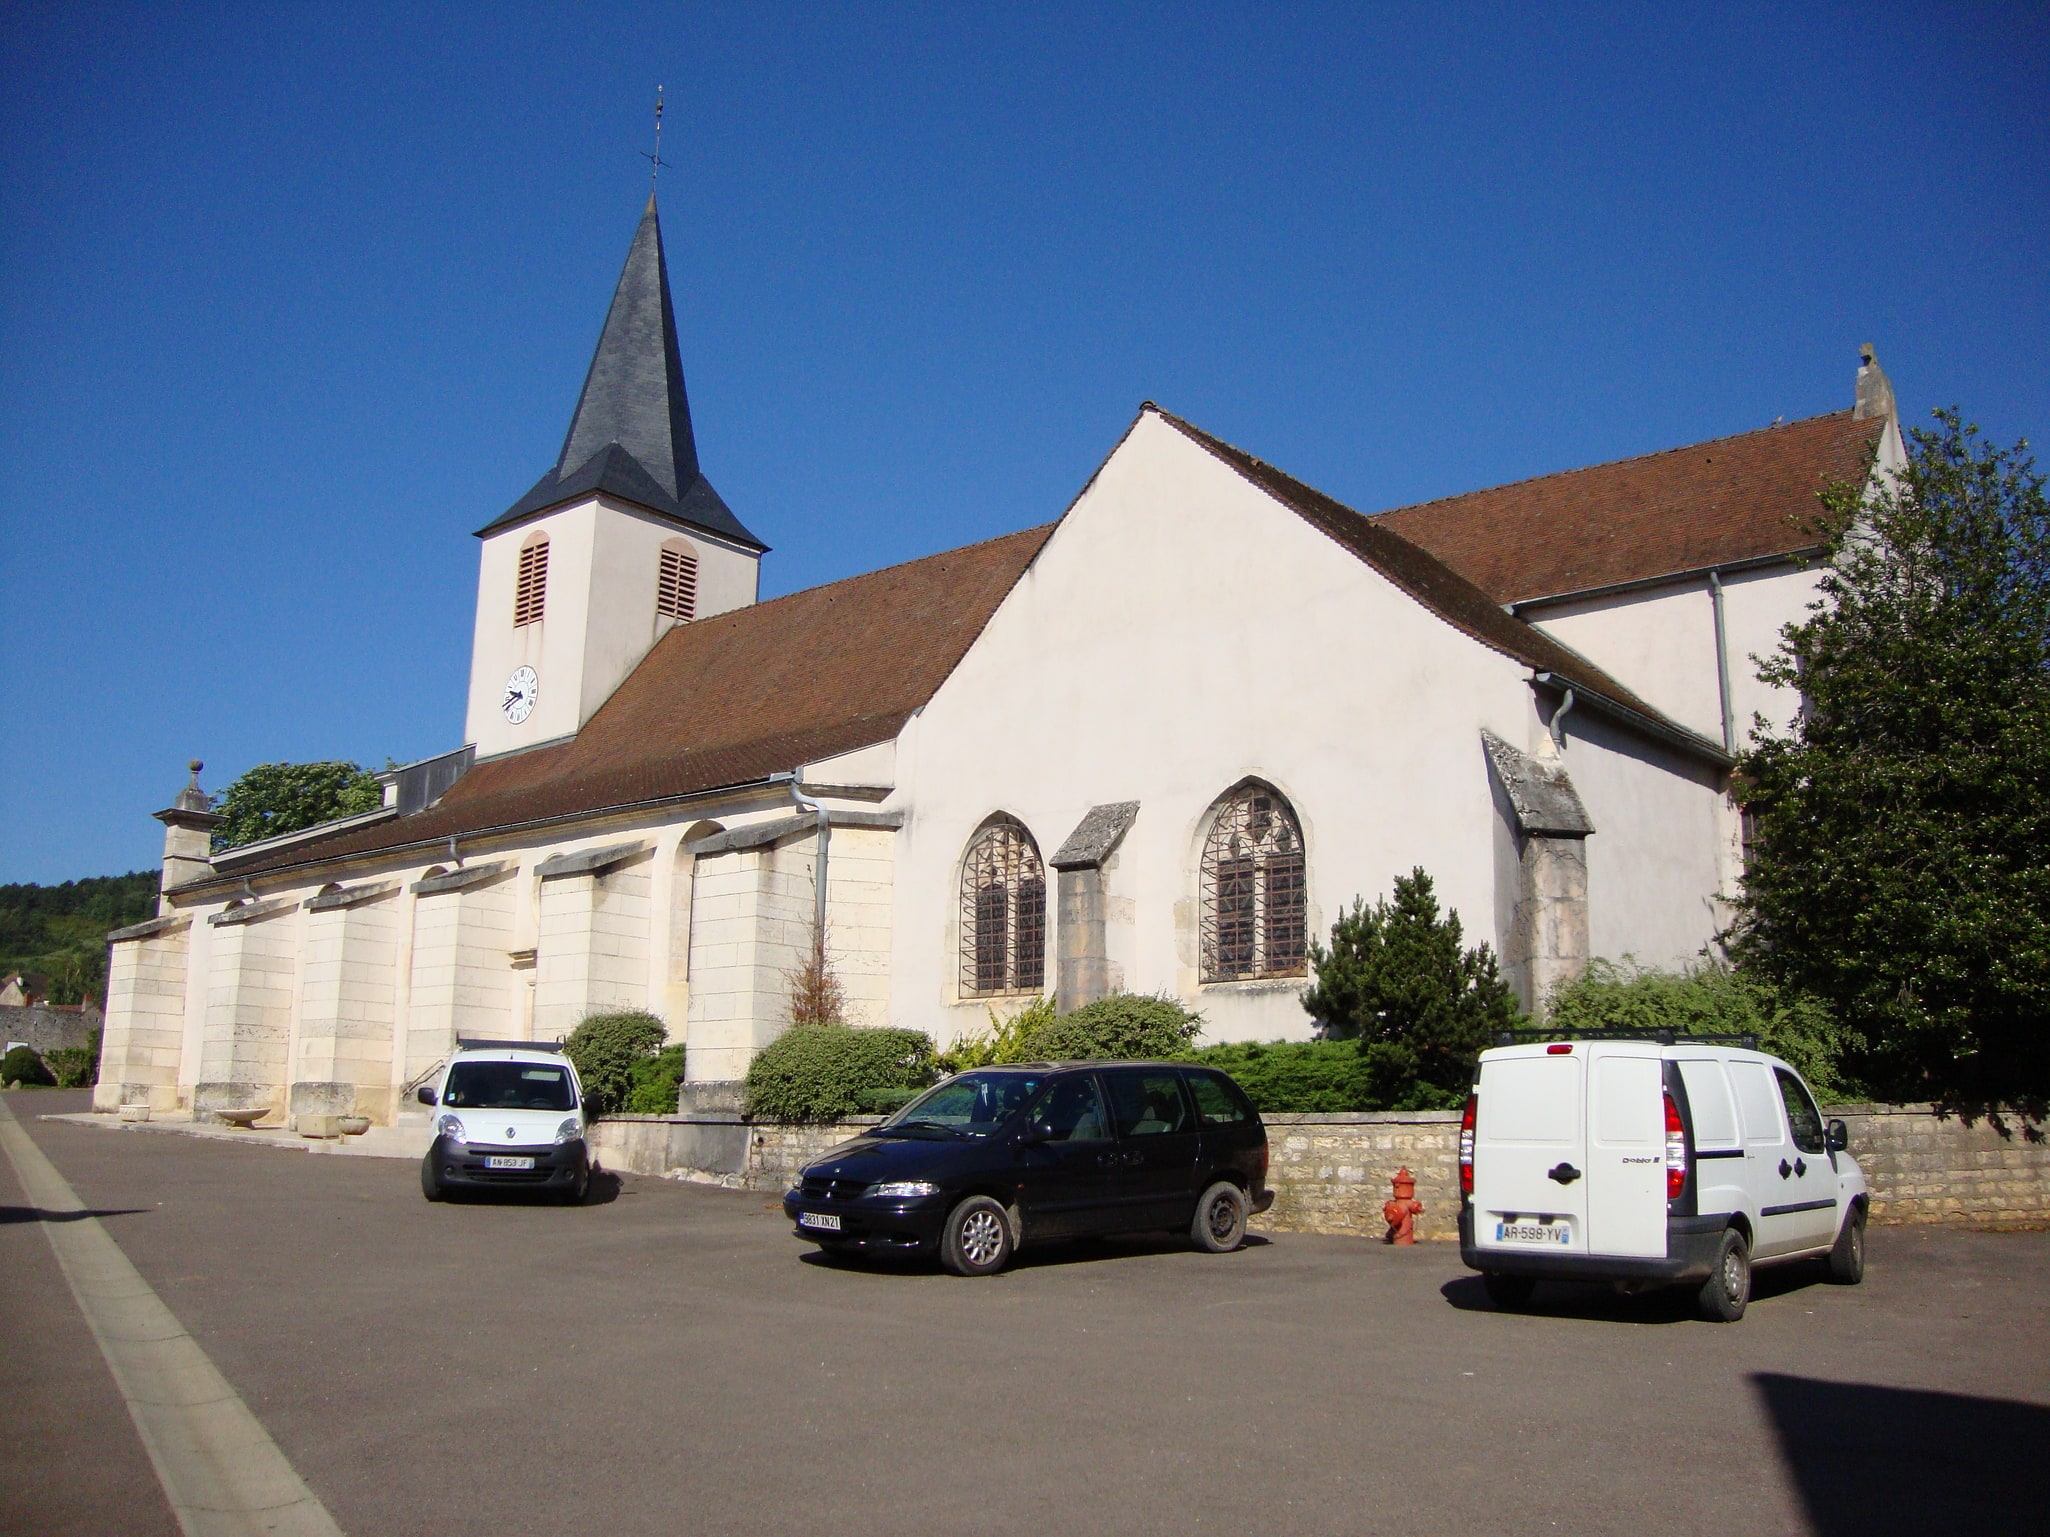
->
<box><xmin>3</xmin><ymin>1090</ymin><xmax>2045</xmax><ymax>1537</ymax></box>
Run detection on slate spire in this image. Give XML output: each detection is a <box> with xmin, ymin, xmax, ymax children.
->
<box><xmin>482</xmin><ymin>194</ymin><xmax>764</xmax><ymax>549</ymax></box>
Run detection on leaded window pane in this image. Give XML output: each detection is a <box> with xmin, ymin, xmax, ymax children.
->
<box><xmin>959</xmin><ymin>818</ymin><xmax>1047</xmax><ymax>996</ymax></box>
<box><xmin>1200</xmin><ymin>785</ymin><xmax>1308</xmax><ymax>983</ymax></box>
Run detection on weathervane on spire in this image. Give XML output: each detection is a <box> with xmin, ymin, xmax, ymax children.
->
<box><xmin>641</xmin><ymin>86</ymin><xmax>671</xmax><ymax>189</ymax></box>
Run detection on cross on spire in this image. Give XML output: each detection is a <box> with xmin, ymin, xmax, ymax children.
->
<box><xmin>640</xmin><ymin>85</ymin><xmax>671</xmax><ymax>189</ymax></box>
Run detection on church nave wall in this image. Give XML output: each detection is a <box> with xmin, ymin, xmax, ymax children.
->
<box><xmin>195</xmin><ymin>903</ymin><xmax>298</xmax><ymax>1118</ymax></box>
<box><xmin>94</xmin><ymin>921</ymin><xmax>190</xmax><ymax>1113</ymax></box>
<box><xmin>294</xmin><ymin>887</ymin><xmax>400</xmax><ymax>1121</ymax></box>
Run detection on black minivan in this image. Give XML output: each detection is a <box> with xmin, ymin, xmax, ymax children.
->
<box><xmin>781</xmin><ymin>1062</ymin><xmax>1273</xmax><ymax>1276</ymax></box>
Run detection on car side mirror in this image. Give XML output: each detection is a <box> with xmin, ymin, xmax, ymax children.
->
<box><xmin>416</xmin><ymin>1085</ymin><xmax>437</xmax><ymax>1107</ymax></box>
<box><xmin>1017</xmin><ymin>1122</ymin><xmax>1053</xmax><ymax>1146</ymax></box>
<box><xmin>1826</xmin><ymin>1119</ymin><xmax>1848</xmax><ymax>1153</ymax></box>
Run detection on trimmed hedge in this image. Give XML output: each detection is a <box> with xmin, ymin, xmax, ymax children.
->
<box><xmin>563</xmin><ymin>1010</ymin><xmax>670</xmax><ymax>1117</ymax></box>
<box><xmin>43</xmin><ymin>1030</ymin><xmax>101</xmax><ymax>1090</ymax></box>
<box><xmin>1188</xmin><ymin>1039</ymin><xmax>1464</xmax><ymax>1113</ymax></box>
<box><xmin>624</xmin><ymin>1045</ymin><xmax>687</xmax><ymax>1115</ymax></box>
<box><xmin>1015</xmin><ymin>993</ymin><xmax>1202</xmax><ymax>1062</ymax></box>
<box><xmin>1</xmin><ymin>1045</ymin><xmax>54</xmax><ymax>1088</ymax></box>
<box><xmin>744</xmin><ymin>1025</ymin><xmax>938</xmax><ymax>1123</ymax></box>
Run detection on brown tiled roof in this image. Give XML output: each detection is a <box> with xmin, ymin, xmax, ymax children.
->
<box><xmin>1369</xmin><ymin>410</ymin><xmax>1884</xmax><ymax>605</ymax></box>
<box><xmin>1148</xmin><ymin>406</ymin><xmax>1724</xmax><ymax>758</ymax></box>
<box><xmin>216</xmin><ymin>524</ymin><xmax>1056</xmax><ymax>880</ymax></box>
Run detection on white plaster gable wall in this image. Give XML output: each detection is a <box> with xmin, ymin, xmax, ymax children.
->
<box><xmin>1525</xmin><ymin>584</ymin><xmax>1726</xmax><ymax>742</ymax></box>
<box><xmin>1524</xmin><ymin>565</ymin><xmax>1823</xmax><ymax>750</ymax></box>
<box><xmin>888</xmin><ymin>413</ymin><xmax>1544</xmax><ymax>1049</ymax></box>
<box><xmin>1549</xmin><ymin>711</ymin><xmax>1731</xmax><ymax>979</ymax></box>
<box><xmin>465</xmin><ymin>495</ymin><xmax>760</xmax><ymax>757</ymax></box>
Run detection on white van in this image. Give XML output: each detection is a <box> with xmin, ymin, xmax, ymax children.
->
<box><xmin>416</xmin><ymin>1040</ymin><xmax>590</xmax><ymax>1203</ymax></box>
<box><xmin>1458</xmin><ymin>1036</ymin><xmax>1867</xmax><ymax>1321</ymax></box>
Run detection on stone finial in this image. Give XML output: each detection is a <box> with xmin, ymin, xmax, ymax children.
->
<box><xmin>154</xmin><ymin>759</ymin><xmax>224</xmax><ymax>902</ymax></box>
<box><xmin>1854</xmin><ymin>343</ymin><xmax>1896</xmax><ymax>421</ymax></box>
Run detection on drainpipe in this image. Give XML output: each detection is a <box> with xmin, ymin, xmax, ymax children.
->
<box><xmin>1549</xmin><ymin>688</ymin><xmax>1576</xmax><ymax>752</ymax></box>
<box><xmin>1708</xmin><ymin>570</ymin><xmax>1736</xmax><ymax>755</ymax></box>
<box><xmin>788</xmin><ymin>776</ymin><xmax>830</xmax><ymax>958</ymax></box>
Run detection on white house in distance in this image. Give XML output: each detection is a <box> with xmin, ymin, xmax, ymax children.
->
<box><xmin>94</xmin><ymin>193</ymin><xmax>1904</xmax><ymax>1124</ymax></box>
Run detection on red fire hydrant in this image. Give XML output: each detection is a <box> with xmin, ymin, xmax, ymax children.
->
<box><xmin>1383</xmin><ymin>1166</ymin><xmax>1425</xmax><ymax>1245</ymax></box>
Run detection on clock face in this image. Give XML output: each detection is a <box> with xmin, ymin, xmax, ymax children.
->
<box><xmin>501</xmin><ymin>666</ymin><xmax>539</xmax><ymax>724</ymax></box>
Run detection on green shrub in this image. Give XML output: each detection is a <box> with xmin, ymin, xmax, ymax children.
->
<box><xmin>854</xmin><ymin>1085</ymin><xmax>923</xmax><ymax>1114</ymax></box>
<box><xmin>44</xmin><ymin>1030</ymin><xmax>102</xmax><ymax>1089</ymax></box>
<box><xmin>937</xmin><ymin>997</ymin><xmax>1057</xmax><ymax>1072</ymax></box>
<box><xmin>623</xmin><ymin>1045</ymin><xmax>687</xmax><ymax>1115</ymax></box>
<box><xmin>1547</xmin><ymin>959</ymin><xmax>1857</xmax><ymax>1099</ymax></box>
<box><xmin>1190</xmin><ymin>1038</ymin><xmax>1467</xmax><ymax>1112</ymax></box>
<box><xmin>562</xmin><ymin>1010</ymin><xmax>670</xmax><ymax>1117</ymax></box>
<box><xmin>744</xmin><ymin>1025</ymin><xmax>938</xmax><ymax>1123</ymax></box>
<box><xmin>1014</xmin><ymin>993</ymin><xmax>1203</xmax><ymax>1062</ymax></box>
<box><xmin>1</xmin><ymin>1045</ymin><xmax>54</xmax><ymax>1088</ymax></box>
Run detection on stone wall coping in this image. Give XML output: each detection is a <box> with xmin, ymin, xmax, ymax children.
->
<box><xmin>304</xmin><ymin>879</ymin><xmax>400</xmax><ymax>912</ymax></box>
<box><xmin>107</xmin><ymin>912</ymin><xmax>191</xmax><ymax>944</ymax></box>
<box><xmin>535</xmin><ymin>840</ymin><xmax>652</xmax><ymax>880</ymax></box>
<box><xmin>207</xmin><ymin>896</ymin><xmax>296</xmax><ymax>927</ymax></box>
<box><xmin>596</xmin><ymin>1113</ymin><xmax>887</xmax><ymax>1128</ymax></box>
<box><xmin>1260</xmin><ymin>1110</ymin><xmax>1463</xmax><ymax>1125</ymax></box>
<box><xmin>412</xmin><ymin>860</ymin><xmax>512</xmax><ymax>896</ymax></box>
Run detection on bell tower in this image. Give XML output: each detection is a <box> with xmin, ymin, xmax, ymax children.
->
<box><xmin>464</xmin><ymin>194</ymin><xmax>767</xmax><ymax>758</ymax></box>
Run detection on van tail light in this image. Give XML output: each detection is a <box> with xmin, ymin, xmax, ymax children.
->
<box><xmin>1664</xmin><ymin>1089</ymin><xmax>1688</xmax><ymax>1200</ymax></box>
<box><xmin>1459</xmin><ymin>1094</ymin><xmax>1477</xmax><ymax>1198</ymax></box>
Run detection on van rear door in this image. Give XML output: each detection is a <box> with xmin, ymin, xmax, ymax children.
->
<box><xmin>1584</xmin><ymin>1048</ymin><xmax>1667</xmax><ymax>1258</ymax></box>
<box><xmin>1472</xmin><ymin>1050</ymin><xmax>1588</xmax><ymax>1257</ymax></box>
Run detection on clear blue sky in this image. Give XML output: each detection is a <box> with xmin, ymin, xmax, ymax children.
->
<box><xmin>3</xmin><ymin>3</ymin><xmax>2045</xmax><ymax>884</ymax></box>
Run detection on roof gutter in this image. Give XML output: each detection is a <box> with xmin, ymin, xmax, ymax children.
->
<box><xmin>165</xmin><ymin>773</ymin><xmax>788</xmax><ymax>899</ymax></box>
<box><xmin>1530</xmin><ymin>672</ymin><xmax>1733</xmax><ymax>770</ymax></box>
<box><xmin>1506</xmin><ymin>550</ymin><xmax>1819</xmax><ymax>615</ymax></box>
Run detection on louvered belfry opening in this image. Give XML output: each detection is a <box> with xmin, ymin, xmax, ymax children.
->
<box><xmin>1200</xmin><ymin>783</ymin><xmax>1307</xmax><ymax>982</ymax></box>
<box><xmin>514</xmin><ymin>537</ymin><xmax>550</xmax><ymax>627</ymax></box>
<box><xmin>959</xmin><ymin>816</ymin><xmax>1047</xmax><ymax>996</ymax></box>
<box><xmin>657</xmin><ymin>542</ymin><xmax>698</xmax><ymax>623</ymax></box>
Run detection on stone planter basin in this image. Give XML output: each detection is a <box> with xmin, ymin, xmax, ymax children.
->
<box><xmin>214</xmin><ymin>1107</ymin><xmax>269</xmax><ymax>1129</ymax></box>
<box><xmin>336</xmin><ymin>1115</ymin><xmax>371</xmax><ymax>1136</ymax></box>
<box><xmin>118</xmin><ymin>1105</ymin><xmax>151</xmax><ymax>1123</ymax></box>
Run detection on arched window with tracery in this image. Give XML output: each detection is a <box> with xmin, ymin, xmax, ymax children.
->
<box><xmin>1200</xmin><ymin>782</ymin><xmax>1307</xmax><ymax>982</ymax></box>
<box><xmin>514</xmin><ymin>534</ymin><xmax>549</xmax><ymax>627</ymax></box>
<box><xmin>657</xmin><ymin>540</ymin><xmax>698</xmax><ymax>623</ymax></box>
<box><xmin>959</xmin><ymin>816</ymin><xmax>1047</xmax><ymax>997</ymax></box>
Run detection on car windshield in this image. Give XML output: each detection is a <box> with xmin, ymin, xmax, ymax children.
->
<box><xmin>442</xmin><ymin>1060</ymin><xmax>577</xmax><ymax>1112</ymax></box>
<box><xmin>878</xmin><ymin>1072</ymin><xmax>1046</xmax><ymax>1137</ymax></box>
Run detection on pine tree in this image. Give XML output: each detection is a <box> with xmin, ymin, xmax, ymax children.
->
<box><xmin>1301</xmin><ymin>867</ymin><xmax>1521</xmax><ymax>1104</ymax></box>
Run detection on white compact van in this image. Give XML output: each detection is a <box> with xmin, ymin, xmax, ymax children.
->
<box><xmin>1458</xmin><ymin>1036</ymin><xmax>1868</xmax><ymax>1320</ymax></box>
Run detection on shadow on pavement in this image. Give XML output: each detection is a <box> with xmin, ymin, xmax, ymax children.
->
<box><xmin>795</xmin><ymin>1231</ymin><xmax>1273</xmax><ymax>1278</ymax></box>
<box><xmin>1440</xmin><ymin>1257</ymin><xmax>1832</xmax><ymax>1324</ymax></box>
<box><xmin>1753</xmin><ymin>1373</ymin><xmax>2046</xmax><ymax>1533</ymax></box>
<box><xmin>0</xmin><ymin>1205</ymin><xmax>151</xmax><ymax>1225</ymax></box>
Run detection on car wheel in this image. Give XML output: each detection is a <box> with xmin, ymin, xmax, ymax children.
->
<box><xmin>1482</xmin><ymin>1272</ymin><xmax>1536</xmax><ymax>1309</ymax></box>
<box><xmin>1191</xmin><ymin>1181</ymin><xmax>1248</xmax><ymax>1253</ymax></box>
<box><xmin>1697</xmin><ymin>1227</ymin><xmax>1751</xmax><ymax>1322</ymax></box>
<box><xmin>420</xmin><ymin>1156</ymin><xmax>446</xmax><ymax>1203</ymax></box>
<box><xmin>560</xmin><ymin>1170</ymin><xmax>590</xmax><ymax>1206</ymax></box>
<box><xmin>1826</xmin><ymin>1203</ymin><xmax>1866</xmax><ymax>1285</ymax></box>
<box><xmin>941</xmin><ymin>1195</ymin><xmax>1014</xmax><ymax>1277</ymax></box>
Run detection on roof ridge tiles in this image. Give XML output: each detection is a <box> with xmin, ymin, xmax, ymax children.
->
<box><xmin>1367</xmin><ymin>408</ymin><xmax>1857</xmax><ymax>519</ymax></box>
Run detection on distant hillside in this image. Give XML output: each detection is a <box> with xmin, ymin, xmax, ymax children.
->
<box><xmin>0</xmin><ymin>871</ymin><xmax>160</xmax><ymax>1004</ymax></box>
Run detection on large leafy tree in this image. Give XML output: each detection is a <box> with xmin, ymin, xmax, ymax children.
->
<box><xmin>210</xmin><ymin>761</ymin><xmax>382</xmax><ymax>851</ymax></box>
<box><xmin>1730</xmin><ymin>410</ymin><xmax>2050</xmax><ymax>1118</ymax></box>
<box><xmin>1301</xmin><ymin>867</ymin><xmax>1522</xmax><ymax>1106</ymax></box>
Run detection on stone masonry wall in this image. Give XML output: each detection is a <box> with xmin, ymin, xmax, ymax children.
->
<box><xmin>593</xmin><ymin>1102</ymin><xmax>2050</xmax><ymax>1236</ymax></box>
<box><xmin>1836</xmin><ymin>1103</ymin><xmax>2050</xmax><ymax>1228</ymax></box>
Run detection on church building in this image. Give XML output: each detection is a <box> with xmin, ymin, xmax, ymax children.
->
<box><xmin>94</xmin><ymin>194</ymin><xmax>1904</xmax><ymax>1124</ymax></box>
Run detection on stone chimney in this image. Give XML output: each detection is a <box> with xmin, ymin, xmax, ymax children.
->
<box><xmin>154</xmin><ymin>760</ymin><xmax>224</xmax><ymax>907</ymax></box>
<box><xmin>1854</xmin><ymin>343</ymin><xmax>1896</xmax><ymax>421</ymax></box>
